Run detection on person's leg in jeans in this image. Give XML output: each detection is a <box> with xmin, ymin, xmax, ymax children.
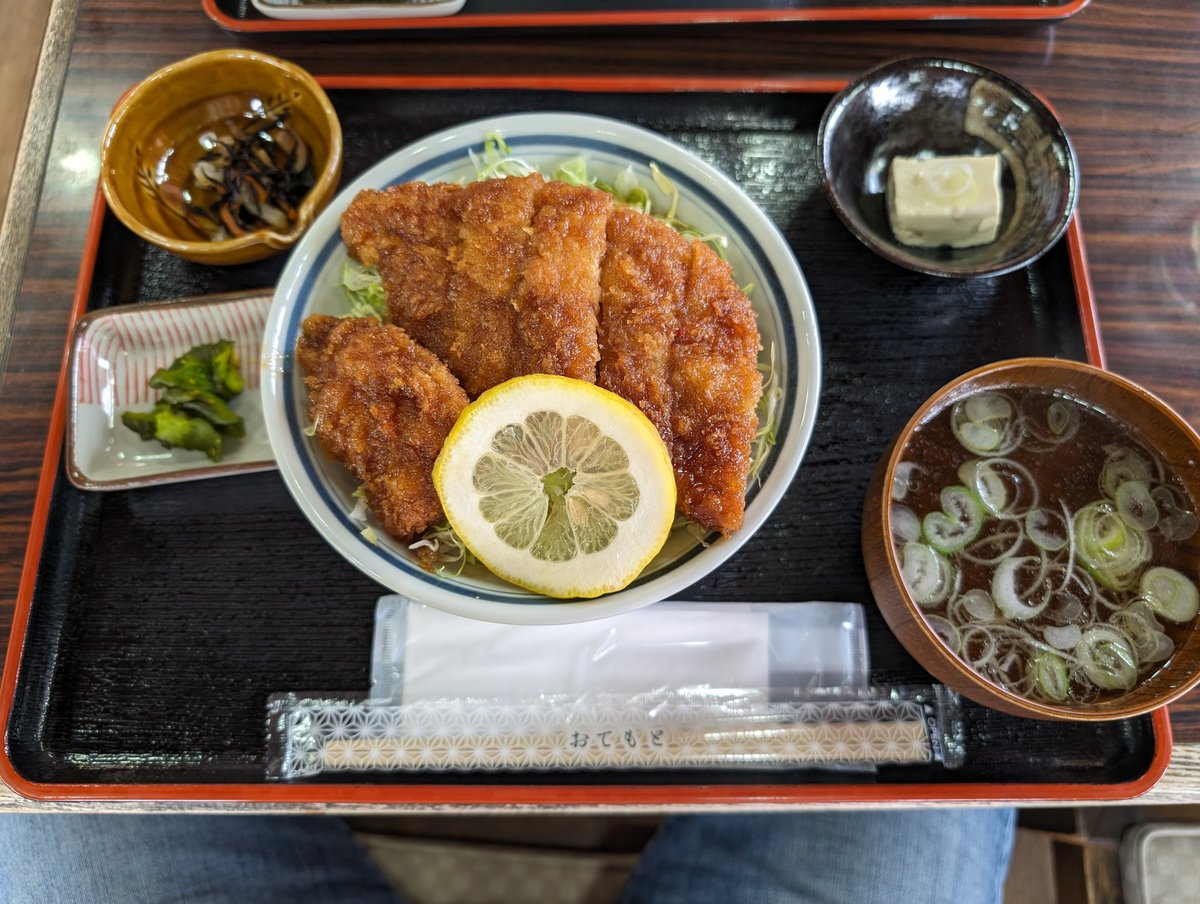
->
<box><xmin>0</xmin><ymin>808</ymin><xmax>1014</xmax><ymax>904</ymax></box>
<box><xmin>0</xmin><ymin>814</ymin><xmax>402</xmax><ymax>904</ymax></box>
<box><xmin>621</xmin><ymin>808</ymin><xmax>1016</xmax><ymax>904</ymax></box>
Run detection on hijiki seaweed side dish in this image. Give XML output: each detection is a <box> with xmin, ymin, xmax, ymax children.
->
<box><xmin>142</xmin><ymin>95</ymin><xmax>315</xmax><ymax>240</ymax></box>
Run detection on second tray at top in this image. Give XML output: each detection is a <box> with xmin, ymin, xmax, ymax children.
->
<box><xmin>204</xmin><ymin>0</ymin><xmax>1092</xmax><ymax>32</ymax></box>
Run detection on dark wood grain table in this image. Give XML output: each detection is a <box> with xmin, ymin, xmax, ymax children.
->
<box><xmin>3</xmin><ymin>0</ymin><xmax>1200</xmax><ymax>808</ymax></box>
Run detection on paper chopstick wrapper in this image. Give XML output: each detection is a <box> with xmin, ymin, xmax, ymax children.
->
<box><xmin>275</xmin><ymin>695</ymin><xmax>934</xmax><ymax>777</ymax></box>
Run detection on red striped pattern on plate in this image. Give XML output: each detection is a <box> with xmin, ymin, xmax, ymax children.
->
<box><xmin>76</xmin><ymin>295</ymin><xmax>271</xmax><ymax>406</ymax></box>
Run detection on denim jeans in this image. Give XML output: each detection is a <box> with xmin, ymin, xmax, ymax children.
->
<box><xmin>0</xmin><ymin>808</ymin><xmax>1015</xmax><ymax>903</ymax></box>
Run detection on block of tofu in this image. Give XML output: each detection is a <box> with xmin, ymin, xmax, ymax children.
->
<box><xmin>886</xmin><ymin>154</ymin><xmax>1003</xmax><ymax>249</ymax></box>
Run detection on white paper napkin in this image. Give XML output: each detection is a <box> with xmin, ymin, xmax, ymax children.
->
<box><xmin>375</xmin><ymin>598</ymin><xmax>770</xmax><ymax>702</ymax></box>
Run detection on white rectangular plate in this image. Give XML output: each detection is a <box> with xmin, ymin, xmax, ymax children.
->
<box><xmin>67</xmin><ymin>291</ymin><xmax>277</xmax><ymax>491</ymax></box>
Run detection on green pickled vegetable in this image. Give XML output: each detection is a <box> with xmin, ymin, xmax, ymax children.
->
<box><xmin>158</xmin><ymin>386</ymin><xmax>244</xmax><ymax>434</ymax></box>
<box><xmin>123</xmin><ymin>338</ymin><xmax>245</xmax><ymax>460</ymax></box>
<box><xmin>207</xmin><ymin>341</ymin><xmax>245</xmax><ymax>398</ymax></box>
<box><xmin>149</xmin><ymin>340</ymin><xmax>244</xmax><ymax>400</ymax></box>
<box><xmin>122</xmin><ymin>404</ymin><xmax>224</xmax><ymax>461</ymax></box>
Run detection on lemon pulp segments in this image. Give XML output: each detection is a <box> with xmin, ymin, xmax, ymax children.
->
<box><xmin>434</xmin><ymin>375</ymin><xmax>676</xmax><ymax>599</ymax></box>
<box><xmin>474</xmin><ymin>410</ymin><xmax>641</xmax><ymax>561</ymax></box>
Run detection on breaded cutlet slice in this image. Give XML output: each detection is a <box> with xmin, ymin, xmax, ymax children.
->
<box><xmin>296</xmin><ymin>314</ymin><xmax>468</xmax><ymax>542</ymax></box>
<box><xmin>667</xmin><ymin>239</ymin><xmax>762</xmax><ymax>535</ymax></box>
<box><xmin>339</xmin><ymin>174</ymin><xmax>612</xmax><ymax>398</ymax></box>
<box><xmin>596</xmin><ymin>207</ymin><xmax>684</xmax><ymax>446</ymax></box>
<box><xmin>339</xmin><ymin>181</ymin><xmax>462</xmax><ymax>365</ymax></box>
<box><xmin>598</xmin><ymin>208</ymin><xmax>761</xmax><ymax>536</ymax></box>
<box><xmin>512</xmin><ymin>177</ymin><xmax>613</xmax><ymax>381</ymax></box>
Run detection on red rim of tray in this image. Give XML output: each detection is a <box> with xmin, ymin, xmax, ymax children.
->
<box><xmin>1</xmin><ymin>73</ymin><xmax>1161</xmax><ymax>806</ymax></box>
<box><xmin>202</xmin><ymin>0</ymin><xmax>1092</xmax><ymax>32</ymax></box>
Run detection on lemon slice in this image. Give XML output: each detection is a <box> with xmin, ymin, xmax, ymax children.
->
<box><xmin>433</xmin><ymin>374</ymin><xmax>676</xmax><ymax>599</ymax></box>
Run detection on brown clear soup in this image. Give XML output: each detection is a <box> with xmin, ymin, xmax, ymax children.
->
<box><xmin>892</xmin><ymin>388</ymin><xmax>1200</xmax><ymax>705</ymax></box>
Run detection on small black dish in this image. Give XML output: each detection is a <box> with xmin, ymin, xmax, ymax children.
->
<box><xmin>818</xmin><ymin>57</ymin><xmax>1079</xmax><ymax>279</ymax></box>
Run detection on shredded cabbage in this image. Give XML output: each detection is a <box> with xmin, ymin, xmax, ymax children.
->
<box><xmin>342</xmin><ymin>259</ymin><xmax>386</xmax><ymax>320</ymax></box>
<box><xmin>474</xmin><ymin>131</ymin><xmax>728</xmax><ymax>260</ymax></box>
<box><xmin>749</xmin><ymin>342</ymin><xmax>782</xmax><ymax>486</ymax></box>
<box><xmin>408</xmin><ymin>521</ymin><xmax>477</xmax><ymax>576</ymax></box>
<box><xmin>468</xmin><ymin>132</ymin><xmax>538</xmax><ymax>180</ymax></box>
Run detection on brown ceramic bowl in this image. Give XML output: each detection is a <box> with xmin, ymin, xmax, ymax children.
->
<box><xmin>863</xmin><ymin>358</ymin><xmax>1200</xmax><ymax>721</ymax></box>
<box><xmin>100</xmin><ymin>49</ymin><xmax>342</xmax><ymax>265</ymax></box>
<box><xmin>818</xmin><ymin>58</ymin><xmax>1078</xmax><ymax>279</ymax></box>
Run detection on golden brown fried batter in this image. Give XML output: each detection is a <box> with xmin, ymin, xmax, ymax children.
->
<box><xmin>297</xmin><ymin>314</ymin><xmax>468</xmax><ymax>542</ymax></box>
<box><xmin>443</xmin><ymin>174</ymin><xmax>540</xmax><ymax>397</ymax></box>
<box><xmin>598</xmin><ymin>209</ymin><xmax>761</xmax><ymax>536</ymax></box>
<box><xmin>668</xmin><ymin>240</ymin><xmax>762</xmax><ymax>535</ymax></box>
<box><xmin>514</xmin><ymin>178</ymin><xmax>613</xmax><ymax>380</ymax></box>
<box><xmin>597</xmin><ymin>208</ymin><xmax>687</xmax><ymax>447</ymax></box>
<box><xmin>338</xmin><ymin>176</ymin><xmax>761</xmax><ymax>538</ymax></box>
<box><xmin>340</xmin><ymin>174</ymin><xmax>612</xmax><ymax>398</ymax></box>
<box><xmin>340</xmin><ymin>181</ymin><xmax>459</xmax><ymax>328</ymax></box>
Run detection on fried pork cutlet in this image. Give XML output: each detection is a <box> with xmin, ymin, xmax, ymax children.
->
<box><xmin>341</xmin><ymin>173</ymin><xmax>613</xmax><ymax>399</ymax></box>
<box><xmin>598</xmin><ymin>208</ymin><xmax>762</xmax><ymax>537</ymax></box>
<box><xmin>340</xmin><ymin>180</ymin><xmax>461</xmax><ymax>347</ymax></box>
<box><xmin>297</xmin><ymin>314</ymin><xmax>468</xmax><ymax>542</ymax></box>
<box><xmin>338</xmin><ymin>175</ymin><xmax>761</xmax><ymax>538</ymax></box>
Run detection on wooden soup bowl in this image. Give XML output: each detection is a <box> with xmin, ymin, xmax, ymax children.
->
<box><xmin>863</xmin><ymin>357</ymin><xmax>1200</xmax><ymax>720</ymax></box>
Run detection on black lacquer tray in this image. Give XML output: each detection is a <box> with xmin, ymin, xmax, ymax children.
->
<box><xmin>1</xmin><ymin>78</ymin><xmax>1166</xmax><ymax>805</ymax></box>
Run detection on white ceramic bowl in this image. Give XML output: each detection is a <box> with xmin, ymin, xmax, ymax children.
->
<box><xmin>262</xmin><ymin>112</ymin><xmax>821</xmax><ymax>624</ymax></box>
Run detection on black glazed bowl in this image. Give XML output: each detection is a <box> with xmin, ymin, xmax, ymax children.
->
<box><xmin>818</xmin><ymin>58</ymin><xmax>1079</xmax><ymax>279</ymax></box>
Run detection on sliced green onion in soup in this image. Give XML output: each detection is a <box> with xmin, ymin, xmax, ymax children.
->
<box><xmin>1074</xmin><ymin>500</ymin><xmax>1151</xmax><ymax>591</ymax></box>
<box><xmin>925</xmin><ymin>615</ymin><xmax>961</xmax><ymax>655</ymax></box>
<box><xmin>900</xmin><ymin>542</ymin><xmax>956</xmax><ymax>607</ymax></box>
<box><xmin>991</xmin><ymin>555</ymin><xmax>1051</xmax><ymax>621</ymax></box>
<box><xmin>891</xmin><ymin>505</ymin><xmax>921</xmax><ymax>544</ymax></box>
<box><xmin>1115</xmin><ymin>480</ymin><xmax>1159</xmax><ymax>531</ymax></box>
<box><xmin>1026</xmin><ymin>506</ymin><xmax>1069</xmax><ymax>552</ymax></box>
<box><xmin>964</xmin><ymin>392</ymin><xmax>1014</xmax><ymax>425</ymax></box>
<box><xmin>896</xmin><ymin>389</ymin><xmax>1196</xmax><ymax>707</ymax></box>
<box><xmin>1152</xmin><ymin>485</ymin><xmax>1199</xmax><ymax>542</ymax></box>
<box><xmin>950</xmin><ymin>392</ymin><xmax>1019</xmax><ymax>455</ymax></box>
<box><xmin>960</xmin><ymin>458</ymin><xmax>1038</xmax><ymax>521</ymax></box>
<box><xmin>1077</xmin><ymin>626</ymin><xmax>1139</xmax><ymax>691</ymax></box>
<box><xmin>1110</xmin><ymin>604</ymin><xmax>1173</xmax><ymax>664</ymax></box>
<box><xmin>1033</xmin><ymin>652</ymin><xmax>1070</xmax><ymax>701</ymax></box>
<box><xmin>1043</xmin><ymin>623</ymin><xmax>1082</xmax><ymax>651</ymax></box>
<box><xmin>960</xmin><ymin>588</ymin><xmax>998</xmax><ymax>622</ymax></box>
<box><xmin>958</xmin><ymin>459</ymin><xmax>1008</xmax><ymax>516</ymax></box>
<box><xmin>921</xmin><ymin>485</ymin><xmax>984</xmax><ymax>553</ymax></box>
<box><xmin>891</xmin><ymin>462</ymin><xmax>919</xmax><ymax>502</ymax></box>
<box><xmin>1047</xmin><ymin>400</ymin><xmax>1080</xmax><ymax>438</ymax></box>
<box><xmin>1140</xmin><ymin>566</ymin><xmax>1200</xmax><ymax>623</ymax></box>
<box><xmin>1100</xmin><ymin>446</ymin><xmax>1153</xmax><ymax>499</ymax></box>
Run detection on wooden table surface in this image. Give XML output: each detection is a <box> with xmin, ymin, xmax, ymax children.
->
<box><xmin>4</xmin><ymin>0</ymin><xmax>1200</xmax><ymax>809</ymax></box>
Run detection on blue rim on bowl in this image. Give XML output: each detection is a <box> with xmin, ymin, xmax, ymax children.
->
<box><xmin>261</xmin><ymin>112</ymin><xmax>822</xmax><ymax>625</ymax></box>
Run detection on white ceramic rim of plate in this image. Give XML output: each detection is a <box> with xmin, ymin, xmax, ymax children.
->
<box><xmin>262</xmin><ymin>111</ymin><xmax>822</xmax><ymax>625</ymax></box>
